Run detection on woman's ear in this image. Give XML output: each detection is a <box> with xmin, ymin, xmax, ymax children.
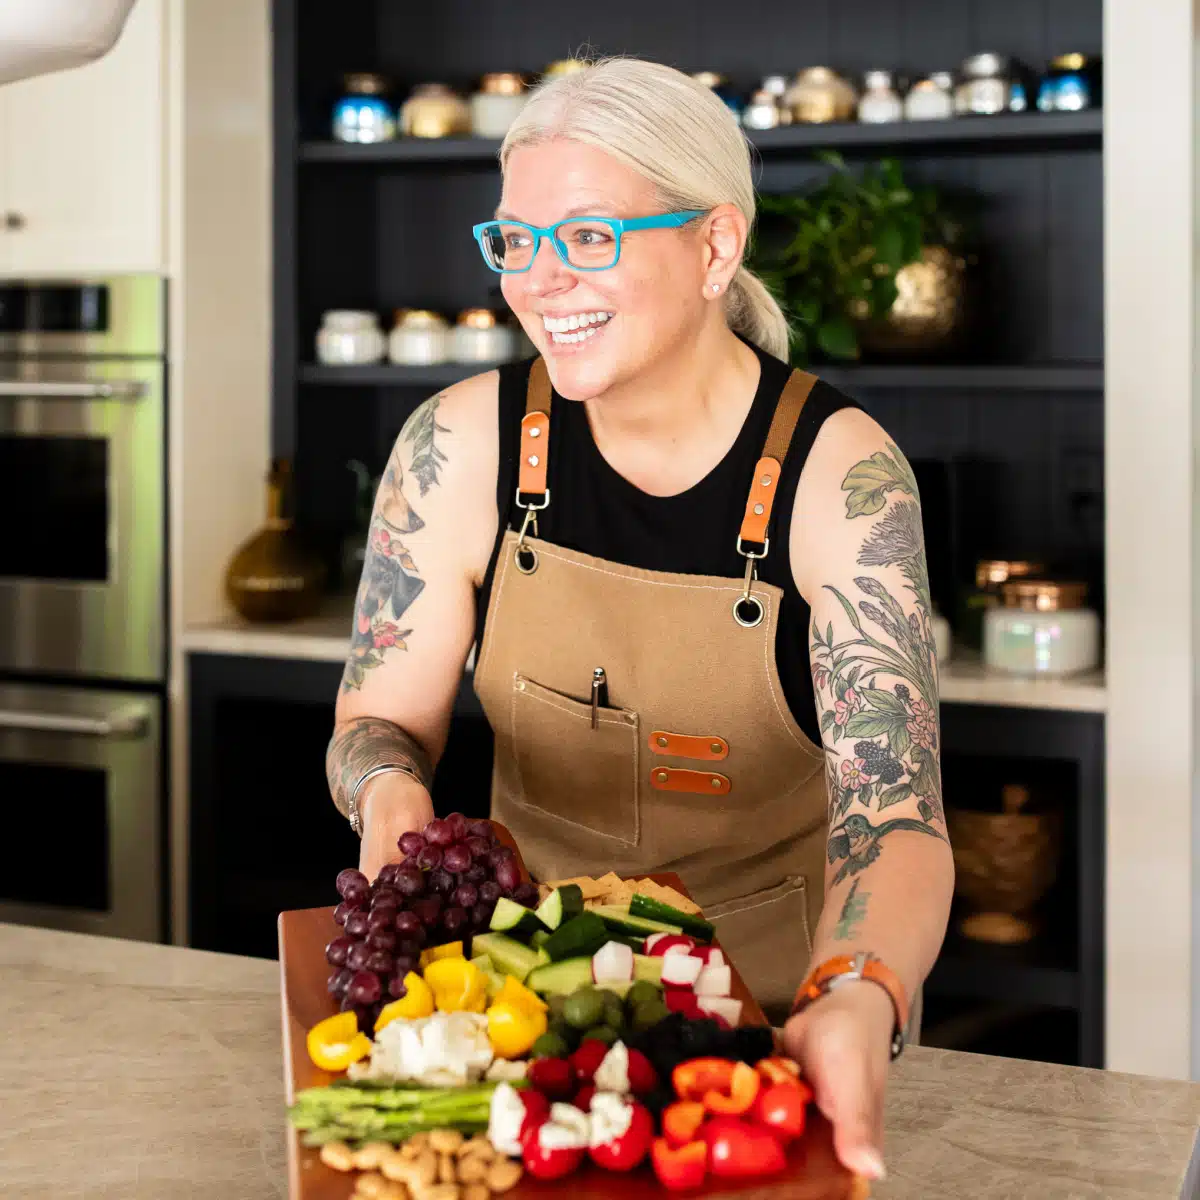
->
<box><xmin>701</xmin><ymin>203</ymin><xmax>748</xmax><ymax>289</ymax></box>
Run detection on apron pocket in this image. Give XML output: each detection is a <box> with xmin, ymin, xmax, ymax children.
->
<box><xmin>706</xmin><ymin>875</ymin><xmax>812</xmax><ymax>1024</ymax></box>
<box><xmin>511</xmin><ymin>673</ymin><xmax>640</xmax><ymax>846</ymax></box>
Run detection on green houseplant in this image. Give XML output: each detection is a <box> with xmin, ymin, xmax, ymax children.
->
<box><xmin>749</xmin><ymin>151</ymin><xmax>977</xmax><ymax>364</ymax></box>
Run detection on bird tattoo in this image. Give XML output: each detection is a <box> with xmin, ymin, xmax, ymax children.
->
<box><xmin>827</xmin><ymin>812</ymin><xmax>944</xmax><ymax>883</ymax></box>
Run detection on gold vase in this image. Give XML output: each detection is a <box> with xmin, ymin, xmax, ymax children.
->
<box><xmin>784</xmin><ymin>67</ymin><xmax>858</xmax><ymax>124</ymax></box>
<box><xmin>399</xmin><ymin>83</ymin><xmax>470</xmax><ymax>138</ymax></box>
<box><xmin>856</xmin><ymin>245</ymin><xmax>970</xmax><ymax>357</ymax></box>
<box><xmin>948</xmin><ymin>785</ymin><xmax>1062</xmax><ymax>944</ymax></box>
<box><xmin>225</xmin><ymin>460</ymin><xmax>326</xmax><ymax>622</ymax></box>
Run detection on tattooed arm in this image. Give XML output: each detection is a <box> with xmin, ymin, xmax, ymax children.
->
<box><xmin>328</xmin><ymin>373</ymin><xmax>500</xmax><ymax>879</ymax></box>
<box><xmin>780</xmin><ymin>408</ymin><xmax>953</xmax><ymax>1180</ymax></box>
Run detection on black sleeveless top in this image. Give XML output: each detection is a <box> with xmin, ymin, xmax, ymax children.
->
<box><xmin>475</xmin><ymin>341</ymin><xmax>861</xmax><ymax>746</ymax></box>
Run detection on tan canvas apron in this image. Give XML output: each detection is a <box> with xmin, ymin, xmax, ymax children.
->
<box><xmin>474</xmin><ymin>358</ymin><xmax>830</xmax><ymax>1023</ymax></box>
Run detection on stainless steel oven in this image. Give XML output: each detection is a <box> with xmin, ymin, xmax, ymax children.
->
<box><xmin>0</xmin><ymin>681</ymin><xmax>161</xmax><ymax>941</ymax></box>
<box><xmin>0</xmin><ymin>276</ymin><xmax>165</xmax><ymax>681</ymax></box>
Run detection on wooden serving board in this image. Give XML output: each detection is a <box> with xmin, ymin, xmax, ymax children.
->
<box><xmin>279</xmin><ymin>825</ymin><xmax>865</xmax><ymax>1200</ymax></box>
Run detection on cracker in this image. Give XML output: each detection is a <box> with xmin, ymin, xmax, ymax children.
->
<box><xmin>543</xmin><ymin>875</ymin><xmax>607</xmax><ymax>900</ymax></box>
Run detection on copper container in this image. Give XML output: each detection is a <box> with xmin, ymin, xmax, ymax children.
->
<box><xmin>1001</xmin><ymin>579</ymin><xmax>1089</xmax><ymax>612</ymax></box>
<box><xmin>225</xmin><ymin>461</ymin><xmax>326</xmax><ymax>622</ymax></box>
<box><xmin>400</xmin><ymin>83</ymin><xmax>470</xmax><ymax>138</ymax></box>
<box><xmin>343</xmin><ymin>72</ymin><xmax>388</xmax><ymax>96</ymax></box>
<box><xmin>479</xmin><ymin>72</ymin><xmax>525</xmax><ymax>95</ymax></box>
<box><xmin>948</xmin><ymin>785</ymin><xmax>1062</xmax><ymax>944</ymax></box>
<box><xmin>976</xmin><ymin>559</ymin><xmax>1045</xmax><ymax>591</ymax></box>
<box><xmin>855</xmin><ymin>246</ymin><xmax>970</xmax><ymax>356</ymax></box>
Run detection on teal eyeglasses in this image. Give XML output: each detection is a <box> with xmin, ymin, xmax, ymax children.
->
<box><xmin>472</xmin><ymin>210</ymin><xmax>706</xmax><ymax>273</ymax></box>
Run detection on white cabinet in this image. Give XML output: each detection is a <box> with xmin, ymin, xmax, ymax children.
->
<box><xmin>0</xmin><ymin>0</ymin><xmax>165</xmax><ymax>276</ymax></box>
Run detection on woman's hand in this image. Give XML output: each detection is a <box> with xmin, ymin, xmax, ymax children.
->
<box><xmin>779</xmin><ymin>980</ymin><xmax>894</xmax><ymax>1181</ymax></box>
<box><xmin>356</xmin><ymin>773</ymin><xmax>435</xmax><ymax>882</ymax></box>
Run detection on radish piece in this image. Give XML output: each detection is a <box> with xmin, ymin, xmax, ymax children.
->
<box><xmin>663</xmin><ymin>944</ymin><xmax>693</xmax><ymax>957</ymax></box>
<box><xmin>689</xmin><ymin>946</ymin><xmax>725</xmax><ymax>968</ymax></box>
<box><xmin>647</xmin><ymin>934</ymin><xmax>696</xmax><ymax>958</ymax></box>
<box><xmin>643</xmin><ymin>932</ymin><xmax>669</xmax><ymax>953</ymax></box>
<box><xmin>694</xmin><ymin>964</ymin><xmax>733</xmax><ymax>997</ymax></box>
<box><xmin>592</xmin><ymin>940</ymin><xmax>635</xmax><ymax>983</ymax></box>
<box><xmin>664</xmin><ymin>987</ymin><xmax>701</xmax><ymax>1017</ymax></box>
<box><xmin>659</xmin><ymin>953</ymin><xmax>703</xmax><ymax>987</ymax></box>
<box><xmin>697</xmin><ymin>995</ymin><xmax>743</xmax><ymax>1026</ymax></box>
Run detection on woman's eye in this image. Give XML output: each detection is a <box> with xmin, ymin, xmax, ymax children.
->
<box><xmin>574</xmin><ymin>226</ymin><xmax>612</xmax><ymax>245</ymax></box>
<box><xmin>505</xmin><ymin>232</ymin><xmax>531</xmax><ymax>249</ymax></box>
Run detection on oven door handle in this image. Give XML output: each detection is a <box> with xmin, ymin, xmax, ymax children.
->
<box><xmin>0</xmin><ymin>379</ymin><xmax>146</xmax><ymax>399</ymax></box>
<box><xmin>0</xmin><ymin>706</ymin><xmax>149</xmax><ymax>737</ymax></box>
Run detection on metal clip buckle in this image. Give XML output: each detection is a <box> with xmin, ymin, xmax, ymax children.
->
<box><xmin>514</xmin><ymin>502</ymin><xmax>541</xmax><ymax>574</ymax></box>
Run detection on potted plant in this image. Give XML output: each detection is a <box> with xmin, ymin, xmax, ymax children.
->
<box><xmin>748</xmin><ymin>151</ymin><xmax>978</xmax><ymax>364</ymax></box>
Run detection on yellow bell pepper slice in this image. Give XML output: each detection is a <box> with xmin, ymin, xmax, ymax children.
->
<box><xmin>306</xmin><ymin>1012</ymin><xmax>372</xmax><ymax>1072</ymax></box>
<box><xmin>423</xmin><ymin>956</ymin><xmax>488</xmax><ymax>1013</ymax></box>
<box><xmin>486</xmin><ymin>998</ymin><xmax>549</xmax><ymax>1059</ymax></box>
<box><xmin>375</xmin><ymin>972</ymin><xmax>436</xmax><ymax>1029</ymax></box>
<box><xmin>496</xmin><ymin>973</ymin><xmax>549</xmax><ymax>1014</ymax></box>
<box><xmin>420</xmin><ymin>941</ymin><xmax>465</xmax><ymax>968</ymax></box>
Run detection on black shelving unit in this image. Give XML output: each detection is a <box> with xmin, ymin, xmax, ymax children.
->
<box><xmin>297</xmin><ymin>109</ymin><xmax>1102</xmax><ymax>165</ymax></box>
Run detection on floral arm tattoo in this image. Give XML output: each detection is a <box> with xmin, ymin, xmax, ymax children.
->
<box><xmin>814</xmin><ymin>441</ymin><xmax>947</xmax><ymax>886</ymax></box>
<box><xmin>341</xmin><ymin>395</ymin><xmax>449</xmax><ymax>691</ymax></box>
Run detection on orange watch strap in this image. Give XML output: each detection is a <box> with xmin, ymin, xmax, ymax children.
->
<box><xmin>790</xmin><ymin>952</ymin><xmax>909</xmax><ymax>1059</ymax></box>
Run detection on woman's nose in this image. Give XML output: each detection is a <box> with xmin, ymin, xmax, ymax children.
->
<box><xmin>522</xmin><ymin>235</ymin><xmax>573</xmax><ymax>295</ymax></box>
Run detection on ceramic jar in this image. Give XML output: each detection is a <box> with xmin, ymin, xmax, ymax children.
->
<box><xmin>904</xmin><ymin>72</ymin><xmax>955</xmax><ymax>121</ymax></box>
<box><xmin>469</xmin><ymin>73</ymin><xmax>528</xmax><ymax>138</ymax></box>
<box><xmin>858</xmin><ymin>70</ymin><xmax>903</xmax><ymax>124</ymax></box>
<box><xmin>316</xmin><ymin>311</ymin><xmax>385</xmax><ymax>365</ymax></box>
<box><xmin>955</xmin><ymin>53</ymin><xmax>1015</xmax><ymax>116</ymax></box>
<box><xmin>388</xmin><ymin>310</ymin><xmax>450</xmax><ymax>365</ymax></box>
<box><xmin>451</xmin><ymin>309</ymin><xmax>517</xmax><ymax>363</ymax></box>
<box><xmin>785</xmin><ymin>67</ymin><xmax>858</xmax><ymax>124</ymax></box>
<box><xmin>400</xmin><ymin>83</ymin><xmax>470</xmax><ymax>139</ymax></box>
<box><xmin>332</xmin><ymin>73</ymin><xmax>396</xmax><ymax>144</ymax></box>
<box><xmin>1037</xmin><ymin>53</ymin><xmax>1100</xmax><ymax>112</ymax></box>
<box><xmin>984</xmin><ymin>580</ymin><xmax>1101</xmax><ymax>677</ymax></box>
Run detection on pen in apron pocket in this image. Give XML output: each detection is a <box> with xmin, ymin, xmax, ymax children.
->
<box><xmin>591</xmin><ymin>667</ymin><xmax>608</xmax><ymax>729</ymax></box>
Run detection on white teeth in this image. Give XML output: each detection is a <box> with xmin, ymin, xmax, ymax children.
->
<box><xmin>541</xmin><ymin>311</ymin><xmax>613</xmax><ymax>334</ymax></box>
<box><xmin>549</xmin><ymin>326</ymin><xmax>602</xmax><ymax>345</ymax></box>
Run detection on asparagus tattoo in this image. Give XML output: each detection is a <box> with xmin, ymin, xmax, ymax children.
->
<box><xmin>341</xmin><ymin>395</ymin><xmax>449</xmax><ymax>691</ymax></box>
<box><xmin>813</xmin><ymin>441</ymin><xmax>946</xmax><ymax>876</ymax></box>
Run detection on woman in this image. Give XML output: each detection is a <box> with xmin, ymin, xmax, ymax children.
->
<box><xmin>327</xmin><ymin>57</ymin><xmax>953</xmax><ymax>1180</ymax></box>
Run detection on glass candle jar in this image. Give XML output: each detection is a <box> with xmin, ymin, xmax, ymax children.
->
<box><xmin>316</xmin><ymin>311</ymin><xmax>385</xmax><ymax>365</ymax></box>
<box><xmin>469</xmin><ymin>73</ymin><xmax>528</xmax><ymax>138</ymax></box>
<box><xmin>332</xmin><ymin>73</ymin><xmax>396</xmax><ymax>144</ymax></box>
<box><xmin>451</xmin><ymin>308</ymin><xmax>517</xmax><ymax>363</ymax></box>
<box><xmin>984</xmin><ymin>581</ymin><xmax>1100</xmax><ymax>677</ymax></box>
<box><xmin>388</xmin><ymin>309</ymin><xmax>450</xmax><ymax>365</ymax></box>
<box><xmin>959</xmin><ymin>559</ymin><xmax>1044</xmax><ymax>649</ymax></box>
<box><xmin>955</xmin><ymin>53</ymin><xmax>1015</xmax><ymax>115</ymax></box>
<box><xmin>904</xmin><ymin>72</ymin><xmax>955</xmax><ymax>121</ymax></box>
<box><xmin>858</xmin><ymin>70</ymin><xmax>903</xmax><ymax>124</ymax></box>
<box><xmin>1037</xmin><ymin>52</ymin><xmax>1100</xmax><ymax>113</ymax></box>
<box><xmin>742</xmin><ymin>87</ymin><xmax>783</xmax><ymax>130</ymax></box>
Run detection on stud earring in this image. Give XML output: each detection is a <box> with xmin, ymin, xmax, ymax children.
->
<box><xmin>710</xmin><ymin>282</ymin><xmax>721</xmax><ymax>293</ymax></box>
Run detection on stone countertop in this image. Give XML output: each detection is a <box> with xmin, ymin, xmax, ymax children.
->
<box><xmin>2</xmin><ymin>923</ymin><xmax>1196</xmax><ymax>1200</ymax></box>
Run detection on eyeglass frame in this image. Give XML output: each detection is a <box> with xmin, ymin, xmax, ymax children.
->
<box><xmin>471</xmin><ymin>209</ymin><xmax>707</xmax><ymax>274</ymax></box>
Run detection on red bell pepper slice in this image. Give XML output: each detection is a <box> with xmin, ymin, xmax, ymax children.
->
<box><xmin>651</xmin><ymin>1136</ymin><xmax>708</xmax><ymax>1191</ymax></box>
<box><xmin>756</xmin><ymin>1055</ymin><xmax>808</xmax><ymax>1090</ymax></box>
<box><xmin>672</xmin><ymin>1057</ymin><xmax>736</xmax><ymax>1102</ymax></box>
<box><xmin>703</xmin><ymin>1060</ymin><xmax>761</xmax><ymax>1115</ymax></box>
<box><xmin>703</xmin><ymin>1115</ymin><xmax>787</xmax><ymax>1179</ymax></box>
<box><xmin>661</xmin><ymin>1100</ymin><xmax>707</xmax><ymax>1148</ymax></box>
<box><xmin>752</xmin><ymin>1081</ymin><xmax>809</xmax><ymax>1142</ymax></box>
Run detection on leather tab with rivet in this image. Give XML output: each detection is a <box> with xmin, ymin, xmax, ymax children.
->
<box><xmin>648</xmin><ymin>731</ymin><xmax>729</xmax><ymax>761</ymax></box>
<box><xmin>649</xmin><ymin>767</ymin><xmax>731</xmax><ymax>794</ymax></box>
<box><xmin>518</xmin><ymin>411</ymin><xmax>550</xmax><ymax>498</ymax></box>
<box><xmin>739</xmin><ymin>456</ymin><xmax>781</xmax><ymax>547</ymax></box>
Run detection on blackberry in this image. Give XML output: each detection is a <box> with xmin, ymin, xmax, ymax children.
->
<box><xmin>894</xmin><ymin>684</ymin><xmax>912</xmax><ymax>703</ymax></box>
<box><xmin>853</xmin><ymin>741</ymin><xmax>904</xmax><ymax>784</ymax></box>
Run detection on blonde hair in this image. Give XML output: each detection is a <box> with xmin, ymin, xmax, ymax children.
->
<box><xmin>500</xmin><ymin>57</ymin><xmax>790</xmax><ymax>361</ymax></box>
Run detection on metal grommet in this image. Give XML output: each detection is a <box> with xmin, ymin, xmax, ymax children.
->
<box><xmin>753</xmin><ymin>503</ymin><xmax>764</xmax><ymax>515</ymax></box>
<box><xmin>711</xmin><ymin>777</ymin><xmax>721</xmax><ymax>788</ymax></box>
<box><xmin>656</xmin><ymin>736</ymin><xmax>668</xmax><ymax>748</ymax></box>
<box><xmin>656</xmin><ymin>770</ymin><xmax>669</xmax><ymax>783</ymax></box>
<box><xmin>733</xmin><ymin>595</ymin><xmax>765</xmax><ymax>628</ymax></box>
<box><xmin>529</xmin><ymin>426</ymin><xmax>541</xmax><ymax>438</ymax></box>
<box><xmin>515</xmin><ymin>545</ymin><xmax>539</xmax><ymax>574</ymax></box>
<box><xmin>710</xmin><ymin>742</ymin><xmax>723</xmax><ymax>754</ymax></box>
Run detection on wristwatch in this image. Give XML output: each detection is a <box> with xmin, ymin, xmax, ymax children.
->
<box><xmin>789</xmin><ymin>951</ymin><xmax>909</xmax><ymax>1060</ymax></box>
<box><xmin>347</xmin><ymin>763</ymin><xmax>422</xmax><ymax>835</ymax></box>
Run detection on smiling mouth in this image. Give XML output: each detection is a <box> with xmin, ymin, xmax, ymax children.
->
<box><xmin>541</xmin><ymin>311</ymin><xmax>614</xmax><ymax>345</ymax></box>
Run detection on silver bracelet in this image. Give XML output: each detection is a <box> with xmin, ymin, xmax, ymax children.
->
<box><xmin>348</xmin><ymin>763</ymin><xmax>422</xmax><ymax>836</ymax></box>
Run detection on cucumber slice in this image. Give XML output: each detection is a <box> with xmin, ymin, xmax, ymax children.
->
<box><xmin>530</xmin><ymin>929</ymin><xmax>551</xmax><ymax>950</ymax></box>
<box><xmin>489</xmin><ymin>896</ymin><xmax>548</xmax><ymax>941</ymax></box>
<box><xmin>526</xmin><ymin>956</ymin><xmax>595</xmax><ymax>996</ymax></box>
<box><xmin>632</xmin><ymin>954</ymin><xmax>663</xmax><ymax>985</ymax></box>
<box><xmin>535</xmin><ymin>884</ymin><xmax>584</xmax><ymax>931</ymax></box>
<box><xmin>541</xmin><ymin>912</ymin><xmax>610</xmax><ymax>962</ymax></box>
<box><xmin>591</xmin><ymin>905</ymin><xmax>683</xmax><ymax>939</ymax></box>
<box><xmin>629</xmin><ymin>893</ymin><xmax>715</xmax><ymax>942</ymax></box>
<box><xmin>471</xmin><ymin>932</ymin><xmax>542</xmax><ymax>983</ymax></box>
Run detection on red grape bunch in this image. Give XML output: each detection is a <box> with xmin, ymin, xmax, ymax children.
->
<box><xmin>323</xmin><ymin>813</ymin><xmax>540</xmax><ymax>1032</ymax></box>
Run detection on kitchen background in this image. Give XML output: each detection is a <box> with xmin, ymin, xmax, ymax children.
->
<box><xmin>0</xmin><ymin>0</ymin><xmax>1193</xmax><ymax>1082</ymax></box>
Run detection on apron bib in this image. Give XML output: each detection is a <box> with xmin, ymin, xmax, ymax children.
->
<box><xmin>474</xmin><ymin>358</ymin><xmax>829</xmax><ymax>1022</ymax></box>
